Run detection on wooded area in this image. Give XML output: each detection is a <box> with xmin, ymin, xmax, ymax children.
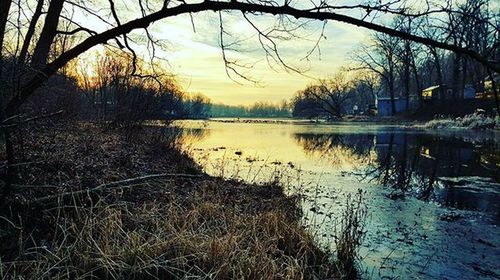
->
<box><xmin>0</xmin><ymin>1</ymin><xmax>498</xmax><ymax>278</ymax></box>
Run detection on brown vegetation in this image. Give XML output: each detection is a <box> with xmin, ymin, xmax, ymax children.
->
<box><xmin>0</xmin><ymin>122</ymin><xmax>354</xmax><ymax>279</ymax></box>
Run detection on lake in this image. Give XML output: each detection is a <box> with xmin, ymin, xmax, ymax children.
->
<box><xmin>178</xmin><ymin>119</ymin><xmax>500</xmax><ymax>279</ymax></box>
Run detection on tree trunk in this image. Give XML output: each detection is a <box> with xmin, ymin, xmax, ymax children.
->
<box><xmin>389</xmin><ymin>78</ymin><xmax>396</xmax><ymax>115</ymax></box>
<box><xmin>0</xmin><ymin>0</ymin><xmax>12</xmax><ymax>56</ymax></box>
<box><xmin>0</xmin><ymin>0</ymin><xmax>13</xmax><ymax>87</ymax></box>
<box><xmin>389</xmin><ymin>63</ymin><xmax>396</xmax><ymax>115</ymax></box>
<box><xmin>31</xmin><ymin>0</ymin><xmax>65</xmax><ymax>68</ymax></box>
<box><xmin>430</xmin><ymin>47</ymin><xmax>445</xmax><ymax>99</ymax></box>
<box><xmin>19</xmin><ymin>0</ymin><xmax>45</xmax><ymax>63</ymax></box>
<box><xmin>452</xmin><ymin>53</ymin><xmax>461</xmax><ymax>100</ymax></box>
<box><xmin>403</xmin><ymin>41</ymin><xmax>411</xmax><ymax>110</ymax></box>
<box><xmin>460</xmin><ymin>57</ymin><xmax>467</xmax><ymax>99</ymax></box>
<box><xmin>0</xmin><ymin>0</ymin><xmax>14</xmax><ymax>201</ymax></box>
<box><xmin>410</xmin><ymin>58</ymin><xmax>422</xmax><ymax>108</ymax></box>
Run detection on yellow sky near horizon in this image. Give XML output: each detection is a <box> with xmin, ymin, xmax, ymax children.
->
<box><xmin>66</xmin><ymin>1</ymin><xmax>372</xmax><ymax>106</ymax></box>
<box><xmin>144</xmin><ymin>10</ymin><xmax>371</xmax><ymax>106</ymax></box>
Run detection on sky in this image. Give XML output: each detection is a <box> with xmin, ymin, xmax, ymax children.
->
<box><xmin>67</xmin><ymin>0</ymin><xmax>373</xmax><ymax>106</ymax></box>
<box><xmin>17</xmin><ymin>0</ymin><xmax>497</xmax><ymax>106</ymax></box>
<box><xmin>152</xmin><ymin>11</ymin><xmax>370</xmax><ymax>105</ymax></box>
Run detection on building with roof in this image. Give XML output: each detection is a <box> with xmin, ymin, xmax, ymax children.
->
<box><xmin>376</xmin><ymin>97</ymin><xmax>408</xmax><ymax>116</ymax></box>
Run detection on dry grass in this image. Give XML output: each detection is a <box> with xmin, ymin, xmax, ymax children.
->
<box><xmin>3</xmin><ymin>122</ymin><xmax>199</xmax><ymax>192</ymax></box>
<box><xmin>334</xmin><ymin>191</ymin><xmax>367</xmax><ymax>278</ymax></box>
<box><xmin>0</xmin><ymin>179</ymin><xmax>338</xmax><ymax>279</ymax></box>
<box><xmin>0</xmin><ymin>122</ymin><xmax>362</xmax><ymax>279</ymax></box>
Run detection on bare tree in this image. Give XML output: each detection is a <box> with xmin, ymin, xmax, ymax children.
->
<box><xmin>354</xmin><ymin>33</ymin><xmax>400</xmax><ymax>115</ymax></box>
<box><xmin>352</xmin><ymin>69</ymin><xmax>380</xmax><ymax>103</ymax></box>
<box><xmin>18</xmin><ymin>0</ymin><xmax>44</xmax><ymax>63</ymax></box>
<box><xmin>0</xmin><ymin>0</ymin><xmax>499</xmax><ymax>197</ymax></box>
<box><xmin>293</xmin><ymin>72</ymin><xmax>353</xmax><ymax>118</ymax></box>
<box><xmin>0</xmin><ymin>0</ymin><xmax>497</xmax><ymax>118</ymax></box>
<box><xmin>0</xmin><ymin>0</ymin><xmax>12</xmax><ymax>57</ymax></box>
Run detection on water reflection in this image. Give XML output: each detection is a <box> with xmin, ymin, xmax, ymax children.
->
<box><xmin>180</xmin><ymin>120</ymin><xmax>500</xmax><ymax>278</ymax></box>
<box><xmin>171</xmin><ymin>126</ymin><xmax>210</xmax><ymax>148</ymax></box>
<box><xmin>179</xmin><ymin>127</ymin><xmax>209</xmax><ymax>142</ymax></box>
<box><xmin>294</xmin><ymin>133</ymin><xmax>377</xmax><ymax>170</ymax></box>
<box><xmin>293</xmin><ymin>131</ymin><xmax>500</xmax><ymax>217</ymax></box>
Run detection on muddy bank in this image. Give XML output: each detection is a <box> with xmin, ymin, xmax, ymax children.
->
<box><xmin>0</xmin><ymin>122</ymin><xmax>352</xmax><ymax>279</ymax></box>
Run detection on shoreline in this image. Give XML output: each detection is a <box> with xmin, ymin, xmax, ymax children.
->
<box><xmin>0</xmin><ymin>121</ymin><xmax>356</xmax><ymax>279</ymax></box>
<box><xmin>181</xmin><ymin>116</ymin><xmax>499</xmax><ymax>131</ymax></box>
<box><xmin>182</xmin><ymin>116</ymin><xmax>418</xmax><ymax>126</ymax></box>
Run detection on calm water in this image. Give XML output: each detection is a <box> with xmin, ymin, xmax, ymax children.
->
<box><xmin>178</xmin><ymin>119</ymin><xmax>500</xmax><ymax>279</ymax></box>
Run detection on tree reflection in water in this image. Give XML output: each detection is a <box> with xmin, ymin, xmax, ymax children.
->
<box><xmin>178</xmin><ymin>127</ymin><xmax>210</xmax><ymax>142</ymax></box>
<box><xmin>293</xmin><ymin>131</ymin><xmax>499</xmax><ymax>216</ymax></box>
<box><xmin>293</xmin><ymin>133</ymin><xmax>377</xmax><ymax>170</ymax></box>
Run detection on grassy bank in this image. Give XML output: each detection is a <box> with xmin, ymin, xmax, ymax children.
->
<box><xmin>0</xmin><ymin>122</ymin><xmax>354</xmax><ymax>279</ymax></box>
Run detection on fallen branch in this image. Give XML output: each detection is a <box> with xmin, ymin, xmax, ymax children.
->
<box><xmin>0</xmin><ymin>160</ymin><xmax>47</xmax><ymax>169</ymax></box>
<box><xmin>30</xmin><ymin>173</ymin><xmax>206</xmax><ymax>204</ymax></box>
<box><xmin>0</xmin><ymin>110</ymin><xmax>64</xmax><ymax>129</ymax></box>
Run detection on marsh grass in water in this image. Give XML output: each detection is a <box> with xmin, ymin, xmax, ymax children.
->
<box><xmin>187</xmin><ymin>146</ymin><xmax>369</xmax><ymax>279</ymax></box>
<box><xmin>334</xmin><ymin>191</ymin><xmax>367</xmax><ymax>277</ymax></box>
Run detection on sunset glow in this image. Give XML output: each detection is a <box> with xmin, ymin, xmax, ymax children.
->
<box><xmin>159</xmin><ymin>15</ymin><xmax>369</xmax><ymax>105</ymax></box>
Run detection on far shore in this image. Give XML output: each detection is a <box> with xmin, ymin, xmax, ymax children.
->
<box><xmin>196</xmin><ymin>115</ymin><xmax>418</xmax><ymax>125</ymax></box>
<box><xmin>178</xmin><ymin>114</ymin><xmax>500</xmax><ymax>131</ymax></box>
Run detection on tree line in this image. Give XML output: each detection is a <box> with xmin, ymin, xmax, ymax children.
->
<box><xmin>210</xmin><ymin>101</ymin><xmax>290</xmax><ymax>118</ymax></box>
<box><xmin>3</xmin><ymin>49</ymin><xmax>214</xmax><ymax>122</ymax></box>
<box><xmin>1</xmin><ymin>0</ymin><xmax>499</xmax><ymax>195</ymax></box>
<box><xmin>291</xmin><ymin>0</ymin><xmax>499</xmax><ymax>118</ymax></box>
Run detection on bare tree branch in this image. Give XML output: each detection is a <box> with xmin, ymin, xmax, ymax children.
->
<box><xmin>6</xmin><ymin>0</ymin><xmax>500</xmax><ymax>116</ymax></box>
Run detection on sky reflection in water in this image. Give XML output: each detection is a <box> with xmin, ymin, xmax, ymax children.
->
<box><xmin>177</xmin><ymin>119</ymin><xmax>500</xmax><ymax>279</ymax></box>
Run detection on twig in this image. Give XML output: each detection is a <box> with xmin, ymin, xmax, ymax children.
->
<box><xmin>30</xmin><ymin>173</ymin><xmax>206</xmax><ymax>204</ymax></box>
<box><xmin>0</xmin><ymin>110</ymin><xmax>64</xmax><ymax>129</ymax></box>
<box><xmin>12</xmin><ymin>184</ymin><xmax>60</xmax><ymax>189</ymax></box>
<box><xmin>0</xmin><ymin>160</ymin><xmax>47</xmax><ymax>169</ymax></box>
<box><xmin>0</xmin><ymin>215</ymin><xmax>22</xmax><ymax>230</ymax></box>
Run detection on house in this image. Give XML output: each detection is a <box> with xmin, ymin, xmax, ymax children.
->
<box><xmin>478</xmin><ymin>73</ymin><xmax>500</xmax><ymax>99</ymax></box>
<box><xmin>376</xmin><ymin>97</ymin><xmax>408</xmax><ymax>116</ymax></box>
<box><xmin>422</xmin><ymin>85</ymin><xmax>440</xmax><ymax>100</ymax></box>
<box><xmin>463</xmin><ymin>84</ymin><xmax>476</xmax><ymax>99</ymax></box>
<box><xmin>422</xmin><ymin>84</ymin><xmax>477</xmax><ymax>100</ymax></box>
<box><xmin>421</xmin><ymin>85</ymin><xmax>455</xmax><ymax>100</ymax></box>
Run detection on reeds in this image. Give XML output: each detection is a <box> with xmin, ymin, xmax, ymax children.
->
<box><xmin>0</xmin><ymin>179</ymin><xmax>339</xmax><ymax>279</ymax></box>
<box><xmin>0</xmin><ymin>122</ymin><xmax>366</xmax><ymax>279</ymax></box>
<box><xmin>334</xmin><ymin>191</ymin><xmax>367</xmax><ymax>278</ymax></box>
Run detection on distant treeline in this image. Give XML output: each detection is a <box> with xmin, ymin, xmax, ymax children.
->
<box><xmin>5</xmin><ymin>48</ymin><xmax>290</xmax><ymax>121</ymax></box>
<box><xmin>3</xmin><ymin>50</ymin><xmax>214</xmax><ymax>122</ymax></box>
<box><xmin>290</xmin><ymin>0</ymin><xmax>499</xmax><ymax>119</ymax></box>
<box><xmin>210</xmin><ymin>101</ymin><xmax>291</xmax><ymax>118</ymax></box>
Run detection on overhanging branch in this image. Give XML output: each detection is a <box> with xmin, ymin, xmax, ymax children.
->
<box><xmin>8</xmin><ymin>0</ymin><xmax>499</xmax><ymax>115</ymax></box>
